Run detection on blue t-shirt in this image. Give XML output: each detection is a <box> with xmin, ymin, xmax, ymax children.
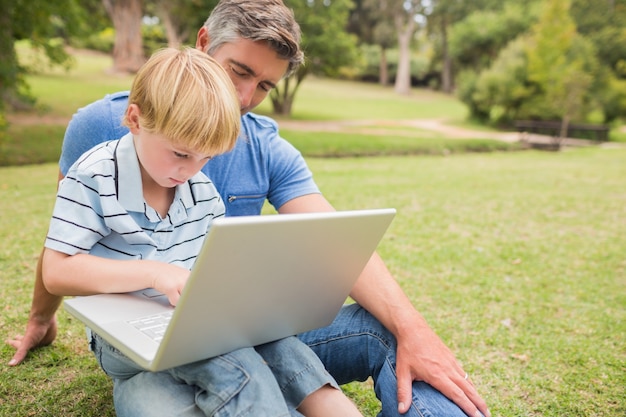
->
<box><xmin>59</xmin><ymin>91</ymin><xmax>320</xmax><ymax>217</ymax></box>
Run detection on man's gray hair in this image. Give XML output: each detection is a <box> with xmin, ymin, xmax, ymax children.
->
<box><xmin>204</xmin><ymin>0</ymin><xmax>304</xmax><ymax>77</ymax></box>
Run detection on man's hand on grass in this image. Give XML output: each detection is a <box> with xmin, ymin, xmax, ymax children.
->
<box><xmin>6</xmin><ymin>315</ymin><xmax>57</xmax><ymax>366</ymax></box>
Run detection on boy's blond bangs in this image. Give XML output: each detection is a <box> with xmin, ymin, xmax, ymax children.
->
<box><xmin>128</xmin><ymin>48</ymin><xmax>240</xmax><ymax>156</ymax></box>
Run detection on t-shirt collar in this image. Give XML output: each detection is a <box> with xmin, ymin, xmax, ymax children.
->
<box><xmin>115</xmin><ymin>133</ymin><xmax>196</xmax><ymax>218</ymax></box>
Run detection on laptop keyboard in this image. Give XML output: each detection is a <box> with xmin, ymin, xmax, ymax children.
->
<box><xmin>127</xmin><ymin>311</ymin><xmax>173</xmax><ymax>342</ymax></box>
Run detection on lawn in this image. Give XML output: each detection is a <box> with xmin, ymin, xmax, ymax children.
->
<box><xmin>1</xmin><ymin>47</ymin><xmax>625</xmax><ymax>416</ymax></box>
<box><xmin>2</xmin><ymin>148</ymin><xmax>625</xmax><ymax>416</ymax></box>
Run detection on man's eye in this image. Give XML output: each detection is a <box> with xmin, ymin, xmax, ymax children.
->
<box><xmin>231</xmin><ymin>66</ymin><xmax>245</xmax><ymax>77</ymax></box>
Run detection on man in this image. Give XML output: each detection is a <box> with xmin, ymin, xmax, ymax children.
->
<box><xmin>7</xmin><ymin>1</ymin><xmax>489</xmax><ymax>416</ymax></box>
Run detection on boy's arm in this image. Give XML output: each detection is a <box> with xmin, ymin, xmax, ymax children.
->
<box><xmin>41</xmin><ymin>249</ymin><xmax>190</xmax><ymax>306</ymax></box>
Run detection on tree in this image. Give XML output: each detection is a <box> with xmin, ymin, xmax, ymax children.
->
<box><xmin>460</xmin><ymin>37</ymin><xmax>533</xmax><ymax>124</ymax></box>
<box><xmin>102</xmin><ymin>0</ymin><xmax>145</xmax><ymax>73</ymax></box>
<box><xmin>386</xmin><ymin>0</ymin><xmax>424</xmax><ymax>95</ymax></box>
<box><xmin>347</xmin><ymin>0</ymin><xmax>396</xmax><ymax>85</ymax></box>
<box><xmin>426</xmin><ymin>0</ymin><xmax>506</xmax><ymax>93</ymax></box>
<box><xmin>0</xmin><ymin>0</ymin><xmax>86</xmax><ymax>112</ymax></box>
<box><xmin>270</xmin><ymin>0</ymin><xmax>358</xmax><ymax>116</ymax></box>
<box><xmin>571</xmin><ymin>0</ymin><xmax>626</xmax><ymax>78</ymax></box>
<box><xmin>448</xmin><ymin>3</ymin><xmax>539</xmax><ymax>74</ymax></box>
<box><xmin>526</xmin><ymin>0</ymin><xmax>595</xmax><ymax>144</ymax></box>
<box><xmin>148</xmin><ymin>0</ymin><xmax>219</xmax><ymax>48</ymax></box>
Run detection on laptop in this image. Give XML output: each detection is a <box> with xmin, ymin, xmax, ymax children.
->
<box><xmin>64</xmin><ymin>208</ymin><xmax>396</xmax><ymax>372</ymax></box>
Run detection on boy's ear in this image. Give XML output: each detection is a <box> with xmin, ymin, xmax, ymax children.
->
<box><xmin>126</xmin><ymin>104</ymin><xmax>142</xmax><ymax>133</ymax></box>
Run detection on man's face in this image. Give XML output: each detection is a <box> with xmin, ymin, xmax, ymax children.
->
<box><xmin>206</xmin><ymin>37</ymin><xmax>290</xmax><ymax>115</ymax></box>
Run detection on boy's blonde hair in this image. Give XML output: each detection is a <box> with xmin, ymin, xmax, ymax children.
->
<box><xmin>123</xmin><ymin>47</ymin><xmax>240</xmax><ymax>156</ymax></box>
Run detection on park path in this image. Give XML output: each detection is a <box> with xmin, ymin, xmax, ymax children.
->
<box><xmin>8</xmin><ymin>112</ymin><xmax>620</xmax><ymax>148</ymax></box>
<box><xmin>276</xmin><ymin>117</ymin><xmax>616</xmax><ymax>148</ymax></box>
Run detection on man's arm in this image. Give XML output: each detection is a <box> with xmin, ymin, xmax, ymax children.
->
<box><xmin>7</xmin><ymin>248</ymin><xmax>62</xmax><ymax>366</ymax></box>
<box><xmin>6</xmin><ymin>169</ymin><xmax>67</xmax><ymax>366</ymax></box>
<box><xmin>279</xmin><ymin>193</ymin><xmax>490</xmax><ymax>417</ymax></box>
<box><xmin>8</xmin><ymin>93</ymin><xmax>130</xmax><ymax>365</ymax></box>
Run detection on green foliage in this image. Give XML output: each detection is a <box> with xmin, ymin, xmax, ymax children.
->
<box><xmin>463</xmin><ymin>37</ymin><xmax>533</xmax><ymax>124</ymax></box>
<box><xmin>599</xmin><ymin>76</ymin><xmax>626</xmax><ymax>122</ymax></box>
<box><xmin>448</xmin><ymin>3</ymin><xmax>539</xmax><ymax>72</ymax></box>
<box><xmin>270</xmin><ymin>0</ymin><xmax>359</xmax><ymax>115</ymax></box>
<box><xmin>525</xmin><ymin>0</ymin><xmax>598</xmax><ymax>127</ymax></box>
<box><xmin>289</xmin><ymin>0</ymin><xmax>359</xmax><ymax>77</ymax></box>
<box><xmin>571</xmin><ymin>0</ymin><xmax>626</xmax><ymax>77</ymax></box>
<box><xmin>71</xmin><ymin>27</ymin><xmax>116</xmax><ymax>53</ymax></box>
<box><xmin>456</xmin><ymin>0</ymin><xmax>625</xmax><ymax>127</ymax></box>
<box><xmin>0</xmin><ymin>0</ymin><xmax>89</xmax><ymax>113</ymax></box>
<box><xmin>141</xmin><ymin>22</ymin><xmax>169</xmax><ymax>56</ymax></box>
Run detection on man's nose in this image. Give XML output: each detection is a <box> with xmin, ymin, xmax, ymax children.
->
<box><xmin>237</xmin><ymin>82</ymin><xmax>255</xmax><ymax>110</ymax></box>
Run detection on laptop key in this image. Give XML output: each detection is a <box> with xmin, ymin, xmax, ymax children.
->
<box><xmin>128</xmin><ymin>311</ymin><xmax>173</xmax><ymax>341</ymax></box>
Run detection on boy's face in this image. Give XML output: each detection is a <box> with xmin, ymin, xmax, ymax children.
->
<box><xmin>134</xmin><ymin>130</ymin><xmax>213</xmax><ymax>189</ymax></box>
<box><xmin>199</xmin><ymin>33</ymin><xmax>290</xmax><ymax>115</ymax></box>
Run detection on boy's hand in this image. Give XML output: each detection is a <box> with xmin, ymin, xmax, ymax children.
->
<box><xmin>150</xmin><ymin>264</ymin><xmax>190</xmax><ymax>307</ymax></box>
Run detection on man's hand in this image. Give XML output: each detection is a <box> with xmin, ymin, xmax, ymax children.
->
<box><xmin>395</xmin><ymin>327</ymin><xmax>490</xmax><ymax>417</ymax></box>
<box><xmin>6</xmin><ymin>315</ymin><xmax>58</xmax><ymax>366</ymax></box>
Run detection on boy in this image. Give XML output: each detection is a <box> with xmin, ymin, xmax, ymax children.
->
<box><xmin>41</xmin><ymin>47</ymin><xmax>362</xmax><ymax>416</ymax></box>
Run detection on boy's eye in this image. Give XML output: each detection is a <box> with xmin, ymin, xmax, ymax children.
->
<box><xmin>174</xmin><ymin>152</ymin><xmax>188</xmax><ymax>159</ymax></box>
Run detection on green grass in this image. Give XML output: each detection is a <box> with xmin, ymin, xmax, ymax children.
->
<box><xmin>0</xmin><ymin>124</ymin><xmax>66</xmax><ymax>166</ymax></box>
<box><xmin>281</xmin><ymin>129</ymin><xmax>523</xmax><ymax>157</ymax></box>
<box><xmin>256</xmin><ymin>77</ymin><xmax>469</xmax><ymax>121</ymax></box>
<box><xmin>2</xmin><ymin>48</ymin><xmax>626</xmax><ymax>416</ymax></box>
<box><xmin>2</xmin><ymin>148</ymin><xmax>625</xmax><ymax>416</ymax></box>
<box><xmin>16</xmin><ymin>42</ymin><xmax>135</xmax><ymax>116</ymax></box>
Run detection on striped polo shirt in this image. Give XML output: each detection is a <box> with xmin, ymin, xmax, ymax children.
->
<box><xmin>45</xmin><ymin>133</ymin><xmax>225</xmax><ymax>271</ymax></box>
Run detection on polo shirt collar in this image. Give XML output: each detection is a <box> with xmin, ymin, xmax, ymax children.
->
<box><xmin>115</xmin><ymin>133</ymin><xmax>197</xmax><ymax>219</ymax></box>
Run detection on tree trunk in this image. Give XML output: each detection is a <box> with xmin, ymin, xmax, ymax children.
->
<box><xmin>102</xmin><ymin>0</ymin><xmax>145</xmax><ymax>74</ymax></box>
<box><xmin>394</xmin><ymin>13</ymin><xmax>415</xmax><ymax>95</ymax></box>
<box><xmin>379</xmin><ymin>47</ymin><xmax>389</xmax><ymax>86</ymax></box>
<box><xmin>270</xmin><ymin>67</ymin><xmax>307</xmax><ymax>116</ymax></box>
<box><xmin>441</xmin><ymin>16</ymin><xmax>453</xmax><ymax>94</ymax></box>
<box><xmin>156</xmin><ymin>3</ymin><xmax>186</xmax><ymax>48</ymax></box>
<box><xmin>557</xmin><ymin>115</ymin><xmax>570</xmax><ymax>149</ymax></box>
<box><xmin>0</xmin><ymin>9</ymin><xmax>17</xmax><ymax>110</ymax></box>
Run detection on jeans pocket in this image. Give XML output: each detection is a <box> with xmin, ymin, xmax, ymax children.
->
<box><xmin>92</xmin><ymin>333</ymin><xmax>144</xmax><ymax>379</ymax></box>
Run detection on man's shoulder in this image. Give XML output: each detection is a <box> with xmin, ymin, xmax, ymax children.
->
<box><xmin>80</xmin><ymin>91</ymin><xmax>129</xmax><ymax>116</ymax></box>
<box><xmin>241</xmin><ymin>112</ymin><xmax>279</xmax><ymax>132</ymax></box>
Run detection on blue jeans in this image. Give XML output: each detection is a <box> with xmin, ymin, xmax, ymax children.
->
<box><xmin>100</xmin><ymin>304</ymin><xmax>466</xmax><ymax>416</ymax></box>
<box><xmin>299</xmin><ymin>303</ymin><xmax>467</xmax><ymax>417</ymax></box>
<box><xmin>92</xmin><ymin>333</ymin><xmax>335</xmax><ymax>416</ymax></box>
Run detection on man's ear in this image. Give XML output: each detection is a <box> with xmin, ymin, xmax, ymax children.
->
<box><xmin>196</xmin><ymin>26</ymin><xmax>211</xmax><ymax>53</ymax></box>
<box><xmin>126</xmin><ymin>104</ymin><xmax>141</xmax><ymax>134</ymax></box>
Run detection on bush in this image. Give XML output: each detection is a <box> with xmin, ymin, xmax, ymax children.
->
<box><xmin>71</xmin><ymin>27</ymin><xmax>115</xmax><ymax>53</ymax></box>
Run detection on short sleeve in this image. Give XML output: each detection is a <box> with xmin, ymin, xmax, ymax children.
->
<box><xmin>45</xmin><ymin>165</ymin><xmax>112</xmax><ymax>255</ymax></box>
